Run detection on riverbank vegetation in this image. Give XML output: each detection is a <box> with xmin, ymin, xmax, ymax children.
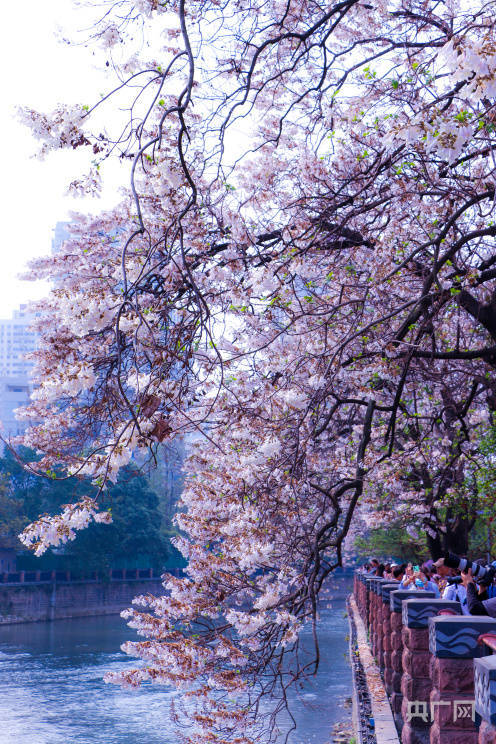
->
<box><xmin>0</xmin><ymin>447</ymin><xmax>178</xmax><ymax>574</ymax></box>
<box><xmin>14</xmin><ymin>1</ymin><xmax>496</xmax><ymax>742</ymax></box>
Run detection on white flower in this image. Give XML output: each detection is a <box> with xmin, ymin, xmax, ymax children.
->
<box><xmin>259</xmin><ymin>437</ymin><xmax>281</xmax><ymax>457</ymax></box>
<box><xmin>101</xmin><ymin>24</ymin><xmax>121</xmax><ymax>48</ymax></box>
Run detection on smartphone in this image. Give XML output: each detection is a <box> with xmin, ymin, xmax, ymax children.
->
<box><xmin>413</xmin><ymin>565</ymin><xmax>420</xmax><ymax>573</ymax></box>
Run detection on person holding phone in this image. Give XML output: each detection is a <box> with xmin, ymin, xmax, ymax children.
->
<box><xmin>400</xmin><ymin>563</ymin><xmax>440</xmax><ymax>596</ymax></box>
<box><xmin>399</xmin><ymin>563</ymin><xmax>415</xmax><ymax>590</ymax></box>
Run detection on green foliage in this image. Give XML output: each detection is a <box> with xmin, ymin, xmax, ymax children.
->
<box><xmin>474</xmin><ymin>426</ymin><xmax>496</xmax><ymax>503</ymax></box>
<box><xmin>0</xmin><ymin>477</ymin><xmax>27</xmax><ymax>536</ymax></box>
<box><xmin>0</xmin><ymin>447</ymin><xmax>91</xmax><ymax>527</ymax></box>
<box><xmin>466</xmin><ymin>425</ymin><xmax>496</xmax><ymax>559</ymax></box>
<box><xmin>68</xmin><ymin>464</ymin><xmax>169</xmax><ymax>573</ymax></box>
<box><xmin>354</xmin><ymin>521</ymin><xmax>429</xmax><ymax>563</ymax></box>
<box><xmin>0</xmin><ymin>448</ymin><xmax>171</xmax><ymax>573</ymax></box>
<box><xmin>467</xmin><ymin>516</ymin><xmax>494</xmax><ymax>560</ymax></box>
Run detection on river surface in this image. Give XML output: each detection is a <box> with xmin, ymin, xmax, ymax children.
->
<box><xmin>0</xmin><ymin>586</ymin><xmax>352</xmax><ymax>744</ymax></box>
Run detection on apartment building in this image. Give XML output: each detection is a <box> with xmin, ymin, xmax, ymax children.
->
<box><xmin>0</xmin><ymin>305</ymin><xmax>37</xmax><ymax>438</ymax></box>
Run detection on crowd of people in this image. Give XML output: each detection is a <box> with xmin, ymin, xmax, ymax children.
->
<box><xmin>360</xmin><ymin>556</ymin><xmax>496</xmax><ymax>617</ymax></box>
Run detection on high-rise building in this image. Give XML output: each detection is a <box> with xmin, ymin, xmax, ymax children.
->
<box><xmin>52</xmin><ymin>221</ymin><xmax>69</xmax><ymax>254</ymax></box>
<box><xmin>0</xmin><ymin>305</ymin><xmax>37</xmax><ymax>438</ymax></box>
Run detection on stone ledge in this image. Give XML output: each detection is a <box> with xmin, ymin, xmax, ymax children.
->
<box><xmin>390</xmin><ymin>590</ymin><xmax>435</xmax><ymax>613</ymax></box>
<box><xmin>402</xmin><ymin>599</ymin><xmax>461</xmax><ymax>629</ymax></box>
<box><xmin>429</xmin><ymin>616</ymin><xmax>496</xmax><ymax>658</ymax></box>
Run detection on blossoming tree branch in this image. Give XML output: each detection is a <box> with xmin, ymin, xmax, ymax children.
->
<box><xmin>15</xmin><ymin>0</ymin><xmax>496</xmax><ymax>740</ymax></box>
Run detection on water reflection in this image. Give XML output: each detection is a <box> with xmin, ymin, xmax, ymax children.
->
<box><xmin>0</xmin><ymin>590</ymin><xmax>351</xmax><ymax>743</ymax></box>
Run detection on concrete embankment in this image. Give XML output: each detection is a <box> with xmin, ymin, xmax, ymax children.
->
<box><xmin>0</xmin><ymin>578</ymin><xmax>164</xmax><ymax>624</ymax></box>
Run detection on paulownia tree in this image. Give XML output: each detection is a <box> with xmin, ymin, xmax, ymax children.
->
<box><xmin>15</xmin><ymin>1</ymin><xmax>496</xmax><ymax>741</ymax></box>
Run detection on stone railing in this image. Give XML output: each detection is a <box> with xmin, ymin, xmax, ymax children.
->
<box><xmin>353</xmin><ymin>572</ymin><xmax>496</xmax><ymax>744</ymax></box>
<box><xmin>0</xmin><ymin>567</ymin><xmax>179</xmax><ymax>585</ymax></box>
<box><xmin>389</xmin><ymin>589</ymin><xmax>436</xmax><ymax>732</ymax></box>
<box><xmin>475</xmin><ymin>634</ymin><xmax>496</xmax><ymax>742</ymax></box>
<box><xmin>402</xmin><ymin>598</ymin><xmax>460</xmax><ymax>743</ymax></box>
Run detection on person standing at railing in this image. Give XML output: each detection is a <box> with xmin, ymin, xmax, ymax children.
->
<box><xmin>461</xmin><ymin>569</ymin><xmax>496</xmax><ymax>617</ymax></box>
<box><xmin>442</xmin><ymin>578</ymin><xmax>469</xmax><ymax>614</ymax></box>
<box><xmin>399</xmin><ymin>563</ymin><xmax>440</xmax><ymax>596</ymax></box>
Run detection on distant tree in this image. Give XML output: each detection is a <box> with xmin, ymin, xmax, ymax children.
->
<box><xmin>354</xmin><ymin>522</ymin><xmax>430</xmax><ymax>565</ymax></box>
<box><xmin>144</xmin><ymin>439</ymin><xmax>185</xmax><ymax>538</ymax></box>
<box><xmin>467</xmin><ymin>426</ymin><xmax>496</xmax><ymax>561</ymax></box>
<box><xmin>0</xmin><ymin>446</ymin><xmax>90</xmax><ymax>528</ymax></box>
<box><xmin>0</xmin><ymin>476</ymin><xmax>26</xmax><ymax>538</ymax></box>
<box><xmin>71</xmin><ymin>464</ymin><xmax>169</xmax><ymax>572</ymax></box>
<box><xmin>0</xmin><ymin>449</ymin><xmax>167</xmax><ymax>571</ymax></box>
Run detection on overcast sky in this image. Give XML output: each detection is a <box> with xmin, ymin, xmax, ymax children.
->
<box><xmin>1</xmin><ymin>2</ymin><xmax>123</xmax><ymax>318</ymax></box>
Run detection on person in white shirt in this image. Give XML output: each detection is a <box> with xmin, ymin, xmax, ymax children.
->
<box><xmin>442</xmin><ymin>580</ymin><xmax>469</xmax><ymax>615</ymax></box>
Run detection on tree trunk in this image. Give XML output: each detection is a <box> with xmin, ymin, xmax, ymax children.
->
<box><xmin>426</xmin><ymin>512</ymin><xmax>471</xmax><ymax>560</ymax></box>
<box><xmin>441</xmin><ymin>520</ymin><xmax>470</xmax><ymax>557</ymax></box>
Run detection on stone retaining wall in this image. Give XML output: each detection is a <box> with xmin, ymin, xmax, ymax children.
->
<box><xmin>0</xmin><ymin>578</ymin><xmax>165</xmax><ymax>624</ymax></box>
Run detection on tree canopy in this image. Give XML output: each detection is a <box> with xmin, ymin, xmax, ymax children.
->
<box><xmin>16</xmin><ymin>1</ymin><xmax>496</xmax><ymax>741</ymax></box>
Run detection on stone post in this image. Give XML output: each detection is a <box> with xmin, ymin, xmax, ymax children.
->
<box><xmin>359</xmin><ymin>572</ymin><xmax>365</xmax><ymax>619</ymax></box>
<box><xmin>383</xmin><ymin>583</ymin><xmax>401</xmax><ymax>694</ymax></box>
<box><xmin>429</xmin><ymin>616</ymin><xmax>496</xmax><ymax>744</ymax></box>
<box><xmin>354</xmin><ymin>571</ymin><xmax>360</xmax><ymax>614</ymax></box>
<box><xmin>362</xmin><ymin>573</ymin><xmax>369</xmax><ymax>623</ymax></box>
<box><xmin>366</xmin><ymin>577</ymin><xmax>374</xmax><ymax>631</ymax></box>
<box><xmin>389</xmin><ymin>590</ymin><xmax>436</xmax><ymax>731</ymax></box>
<box><xmin>371</xmin><ymin>578</ymin><xmax>387</xmax><ymax>662</ymax></box>
<box><xmin>361</xmin><ymin>573</ymin><xmax>370</xmax><ymax>626</ymax></box>
<box><xmin>370</xmin><ymin>577</ymin><xmax>380</xmax><ymax>658</ymax></box>
<box><xmin>380</xmin><ymin>582</ymin><xmax>401</xmax><ymax>671</ymax></box>
<box><xmin>400</xmin><ymin>599</ymin><xmax>460</xmax><ymax>744</ymax></box>
<box><xmin>355</xmin><ymin>572</ymin><xmax>366</xmax><ymax>621</ymax></box>
<box><xmin>475</xmin><ymin>654</ymin><xmax>496</xmax><ymax>743</ymax></box>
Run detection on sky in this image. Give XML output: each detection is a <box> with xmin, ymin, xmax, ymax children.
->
<box><xmin>0</xmin><ymin>2</ymin><xmax>124</xmax><ymax>318</ymax></box>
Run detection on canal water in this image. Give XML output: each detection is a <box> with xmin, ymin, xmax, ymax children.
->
<box><xmin>0</xmin><ymin>586</ymin><xmax>352</xmax><ymax>744</ymax></box>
